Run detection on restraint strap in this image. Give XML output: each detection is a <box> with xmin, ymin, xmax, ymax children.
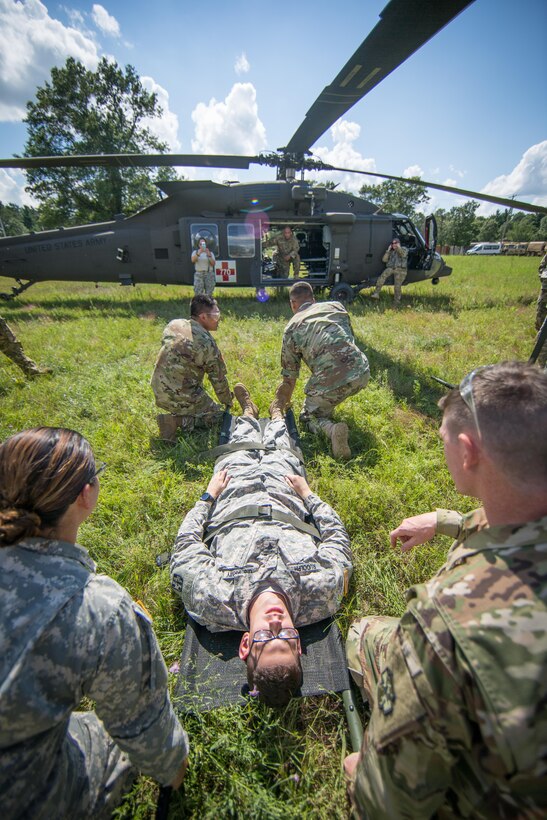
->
<box><xmin>199</xmin><ymin>440</ymin><xmax>304</xmax><ymax>464</ymax></box>
<box><xmin>204</xmin><ymin>503</ymin><xmax>320</xmax><ymax>543</ymax></box>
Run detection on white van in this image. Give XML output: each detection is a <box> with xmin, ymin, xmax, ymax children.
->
<box><xmin>466</xmin><ymin>243</ymin><xmax>502</xmax><ymax>255</ymax></box>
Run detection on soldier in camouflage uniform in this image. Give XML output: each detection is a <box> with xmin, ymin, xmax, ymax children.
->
<box><xmin>370</xmin><ymin>237</ymin><xmax>408</xmax><ymax>304</ymax></box>
<box><xmin>535</xmin><ymin>253</ymin><xmax>546</xmax><ymax>367</ymax></box>
<box><xmin>170</xmin><ymin>383</ymin><xmax>352</xmax><ymax>706</ymax></box>
<box><xmin>191</xmin><ymin>238</ymin><xmax>216</xmax><ymax>296</ymax></box>
<box><xmin>151</xmin><ymin>294</ymin><xmax>233</xmax><ymax>442</ymax></box>
<box><xmin>265</xmin><ymin>226</ymin><xmax>301</xmax><ymax>278</ymax></box>
<box><xmin>279</xmin><ymin>281</ymin><xmax>370</xmax><ymax>460</ymax></box>
<box><xmin>344</xmin><ymin>362</ymin><xmax>547</xmax><ymax>818</ymax></box>
<box><xmin>0</xmin><ymin>315</ymin><xmax>51</xmax><ymax>377</ymax></box>
<box><xmin>0</xmin><ymin>427</ymin><xmax>189</xmax><ymax>818</ymax></box>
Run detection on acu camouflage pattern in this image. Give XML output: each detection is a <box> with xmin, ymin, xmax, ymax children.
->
<box><xmin>0</xmin><ymin>537</ymin><xmax>189</xmax><ymax>818</ymax></box>
<box><xmin>281</xmin><ymin>300</ymin><xmax>370</xmax><ymax>434</ymax></box>
<box><xmin>0</xmin><ymin>316</ymin><xmax>44</xmax><ymax>376</ymax></box>
<box><xmin>151</xmin><ymin>317</ymin><xmax>232</xmax><ymax>421</ymax></box>
<box><xmin>348</xmin><ymin>508</ymin><xmax>547</xmax><ymax>819</ymax></box>
<box><xmin>170</xmin><ymin>416</ymin><xmax>352</xmax><ymax>631</ymax></box>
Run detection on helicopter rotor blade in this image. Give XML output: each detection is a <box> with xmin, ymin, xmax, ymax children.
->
<box><xmin>0</xmin><ymin>153</ymin><xmax>258</xmax><ymax>171</ymax></box>
<box><xmin>284</xmin><ymin>0</ymin><xmax>474</xmax><ymax>155</ymax></box>
<box><xmin>321</xmin><ymin>165</ymin><xmax>547</xmax><ymax>215</ymax></box>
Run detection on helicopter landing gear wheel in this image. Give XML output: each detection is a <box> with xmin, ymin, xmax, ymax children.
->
<box><xmin>432</xmin><ymin>277</ymin><xmax>440</xmax><ymax>285</ymax></box>
<box><xmin>330</xmin><ymin>282</ymin><xmax>355</xmax><ymax>303</ymax></box>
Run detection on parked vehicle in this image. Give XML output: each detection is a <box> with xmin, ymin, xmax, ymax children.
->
<box><xmin>466</xmin><ymin>242</ymin><xmax>502</xmax><ymax>255</ymax></box>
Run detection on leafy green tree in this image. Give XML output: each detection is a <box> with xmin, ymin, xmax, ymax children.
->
<box><xmin>359</xmin><ymin>177</ymin><xmax>430</xmax><ymax>220</ymax></box>
<box><xmin>0</xmin><ymin>203</ymin><xmax>41</xmax><ymax>236</ymax></box>
<box><xmin>504</xmin><ymin>213</ymin><xmax>541</xmax><ymax>242</ymax></box>
<box><xmin>23</xmin><ymin>57</ymin><xmax>177</xmax><ymax>228</ymax></box>
<box><xmin>442</xmin><ymin>201</ymin><xmax>480</xmax><ymax>247</ymax></box>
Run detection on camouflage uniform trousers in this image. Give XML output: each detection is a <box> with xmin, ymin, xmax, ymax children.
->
<box><xmin>56</xmin><ymin>712</ymin><xmax>137</xmax><ymax>819</ymax></box>
<box><xmin>274</xmin><ymin>252</ymin><xmax>300</xmax><ymax>278</ymax></box>
<box><xmin>372</xmin><ymin>267</ymin><xmax>407</xmax><ymax>303</ymax></box>
<box><xmin>157</xmin><ymin>385</ymin><xmax>225</xmax><ymax>431</ymax></box>
<box><xmin>0</xmin><ymin>316</ymin><xmax>43</xmax><ymax>376</ymax></box>
<box><xmin>535</xmin><ymin>271</ymin><xmax>547</xmax><ymax>367</ymax></box>
<box><xmin>194</xmin><ymin>268</ymin><xmax>216</xmax><ymax>297</ymax></box>
<box><xmin>300</xmin><ymin>371</ymin><xmax>370</xmax><ymax>438</ymax></box>
<box><xmin>346</xmin><ymin>616</ymin><xmax>399</xmax><ymax>703</ymax></box>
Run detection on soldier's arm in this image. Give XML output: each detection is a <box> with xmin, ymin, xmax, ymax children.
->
<box><xmin>170</xmin><ymin>500</ymin><xmax>216</xmax><ymax>604</ymax></box>
<box><xmin>382</xmin><ymin>249</ymin><xmax>390</xmax><ymax>263</ymax></box>
<box><xmin>85</xmin><ymin>581</ymin><xmax>189</xmax><ymax>786</ymax></box>
<box><xmin>203</xmin><ymin>339</ymin><xmax>232</xmax><ymax>406</ymax></box>
<box><xmin>304</xmin><ymin>493</ymin><xmax>352</xmax><ymax>571</ymax></box>
<box><xmin>350</xmin><ymin>618</ymin><xmax>461</xmax><ymax>818</ymax></box>
<box><xmin>281</xmin><ymin>330</ymin><xmax>301</xmax><ymax>380</ymax></box>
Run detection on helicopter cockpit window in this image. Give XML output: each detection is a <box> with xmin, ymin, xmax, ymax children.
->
<box><xmin>191</xmin><ymin>224</ymin><xmax>219</xmax><ymax>256</ymax></box>
<box><xmin>227</xmin><ymin>224</ymin><xmax>255</xmax><ymax>258</ymax></box>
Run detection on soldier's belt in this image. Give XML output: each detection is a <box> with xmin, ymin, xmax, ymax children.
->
<box><xmin>204</xmin><ymin>503</ymin><xmax>320</xmax><ymax>543</ymax></box>
<box><xmin>198</xmin><ymin>440</ymin><xmax>304</xmax><ymax>464</ymax></box>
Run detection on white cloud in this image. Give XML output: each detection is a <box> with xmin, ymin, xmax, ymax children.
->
<box><xmin>91</xmin><ymin>4</ymin><xmax>120</xmax><ymax>37</ymax></box>
<box><xmin>478</xmin><ymin>140</ymin><xmax>547</xmax><ymax>215</ymax></box>
<box><xmin>0</xmin><ymin>169</ymin><xmax>37</xmax><ymax>207</ymax></box>
<box><xmin>141</xmin><ymin>76</ymin><xmax>181</xmax><ymax>151</ymax></box>
<box><xmin>0</xmin><ymin>0</ymin><xmax>100</xmax><ymax>121</ymax></box>
<box><xmin>234</xmin><ymin>53</ymin><xmax>250</xmax><ymax>75</ymax></box>
<box><xmin>403</xmin><ymin>164</ymin><xmax>423</xmax><ymax>178</ymax></box>
<box><xmin>307</xmin><ymin>119</ymin><xmax>376</xmax><ymax>193</ymax></box>
<box><xmin>448</xmin><ymin>164</ymin><xmax>466</xmax><ymax>179</ymax></box>
<box><xmin>191</xmin><ymin>83</ymin><xmax>267</xmax><ymax>155</ymax></box>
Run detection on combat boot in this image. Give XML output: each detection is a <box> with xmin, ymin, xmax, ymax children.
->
<box><xmin>330</xmin><ymin>422</ymin><xmax>351</xmax><ymax>460</ymax></box>
<box><xmin>234</xmin><ymin>383</ymin><xmax>259</xmax><ymax>418</ymax></box>
<box><xmin>157</xmin><ymin>414</ymin><xmax>182</xmax><ymax>443</ymax></box>
<box><xmin>269</xmin><ymin>382</ymin><xmax>293</xmax><ymax>420</ymax></box>
<box><xmin>25</xmin><ymin>365</ymin><xmax>53</xmax><ymax>377</ymax></box>
<box><xmin>369</xmin><ymin>291</ymin><xmax>380</xmax><ymax>300</ymax></box>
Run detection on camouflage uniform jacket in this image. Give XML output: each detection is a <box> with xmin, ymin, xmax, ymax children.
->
<box><xmin>0</xmin><ymin>538</ymin><xmax>189</xmax><ymax>816</ymax></box>
<box><xmin>382</xmin><ymin>245</ymin><xmax>408</xmax><ymax>270</ymax></box>
<box><xmin>150</xmin><ymin>318</ymin><xmax>231</xmax><ymax>408</ymax></box>
<box><xmin>353</xmin><ymin>508</ymin><xmax>547</xmax><ymax>819</ymax></box>
<box><xmin>170</xmin><ymin>418</ymin><xmax>352</xmax><ymax>631</ymax></box>
<box><xmin>267</xmin><ymin>232</ymin><xmax>300</xmax><ymax>260</ymax></box>
<box><xmin>281</xmin><ymin>300</ymin><xmax>369</xmax><ymax>394</ymax></box>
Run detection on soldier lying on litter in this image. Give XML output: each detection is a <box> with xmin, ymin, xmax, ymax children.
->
<box><xmin>151</xmin><ymin>294</ymin><xmax>233</xmax><ymax>442</ymax></box>
<box><xmin>344</xmin><ymin>361</ymin><xmax>547</xmax><ymax>818</ymax></box>
<box><xmin>0</xmin><ymin>427</ymin><xmax>188</xmax><ymax>818</ymax></box>
<box><xmin>170</xmin><ymin>383</ymin><xmax>352</xmax><ymax>707</ymax></box>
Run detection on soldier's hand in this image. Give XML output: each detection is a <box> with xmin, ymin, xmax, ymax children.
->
<box><xmin>206</xmin><ymin>469</ymin><xmax>231</xmax><ymax>499</ymax></box>
<box><xmin>285</xmin><ymin>474</ymin><xmax>312</xmax><ymax>499</ymax></box>
<box><xmin>390</xmin><ymin>511</ymin><xmax>437</xmax><ymax>551</ymax></box>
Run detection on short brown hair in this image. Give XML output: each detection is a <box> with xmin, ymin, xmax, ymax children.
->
<box><xmin>0</xmin><ymin>428</ymin><xmax>96</xmax><ymax>546</ymax></box>
<box><xmin>289</xmin><ymin>281</ymin><xmax>314</xmax><ymax>303</ymax></box>
<box><xmin>439</xmin><ymin>362</ymin><xmax>547</xmax><ymax>486</ymax></box>
<box><xmin>246</xmin><ymin>653</ymin><xmax>303</xmax><ymax>708</ymax></box>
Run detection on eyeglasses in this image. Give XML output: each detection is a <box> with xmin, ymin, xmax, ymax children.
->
<box><xmin>93</xmin><ymin>461</ymin><xmax>107</xmax><ymax>479</ymax></box>
<box><xmin>458</xmin><ymin>366</ymin><xmax>494</xmax><ymax>438</ymax></box>
<box><xmin>252</xmin><ymin>628</ymin><xmax>299</xmax><ymax>644</ymax></box>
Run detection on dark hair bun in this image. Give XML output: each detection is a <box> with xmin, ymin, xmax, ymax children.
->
<box><xmin>0</xmin><ymin>507</ymin><xmax>42</xmax><ymax>545</ymax></box>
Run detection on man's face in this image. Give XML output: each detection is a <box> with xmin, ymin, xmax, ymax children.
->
<box><xmin>239</xmin><ymin>591</ymin><xmax>301</xmax><ymax>667</ymax></box>
<box><xmin>283</xmin><ymin>227</ymin><xmax>292</xmax><ymax>240</ymax></box>
<box><xmin>392</xmin><ymin>239</ymin><xmax>400</xmax><ymax>248</ymax></box>
<box><xmin>198</xmin><ymin>302</ymin><xmax>221</xmax><ymax>331</ymax></box>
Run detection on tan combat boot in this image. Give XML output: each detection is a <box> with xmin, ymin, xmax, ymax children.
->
<box><xmin>269</xmin><ymin>382</ymin><xmax>293</xmax><ymax>420</ymax></box>
<box><xmin>157</xmin><ymin>414</ymin><xmax>182</xmax><ymax>443</ymax></box>
<box><xmin>330</xmin><ymin>422</ymin><xmax>351</xmax><ymax>460</ymax></box>
<box><xmin>233</xmin><ymin>383</ymin><xmax>259</xmax><ymax>418</ymax></box>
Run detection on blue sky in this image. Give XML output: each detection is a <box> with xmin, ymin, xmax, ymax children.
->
<box><xmin>0</xmin><ymin>0</ymin><xmax>546</xmax><ymax>215</ymax></box>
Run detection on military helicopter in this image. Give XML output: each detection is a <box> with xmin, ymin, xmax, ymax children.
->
<box><xmin>0</xmin><ymin>0</ymin><xmax>544</xmax><ymax>304</ymax></box>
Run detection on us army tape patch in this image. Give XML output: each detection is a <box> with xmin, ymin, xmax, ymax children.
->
<box><xmin>378</xmin><ymin>668</ymin><xmax>395</xmax><ymax>716</ymax></box>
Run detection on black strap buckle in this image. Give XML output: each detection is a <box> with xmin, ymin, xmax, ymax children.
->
<box><xmin>257</xmin><ymin>504</ymin><xmax>272</xmax><ymax>519</ymax></box>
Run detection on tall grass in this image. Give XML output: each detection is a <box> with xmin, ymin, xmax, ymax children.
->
<box><xmin>0</xmin><ymin>255</ymin><xmax>540</xmax><ymax>817</ymax></box>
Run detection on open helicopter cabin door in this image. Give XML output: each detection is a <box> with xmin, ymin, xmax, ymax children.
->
<box><xmin>424</xmin><ymin>215</ymin><xmax>438</xmax><ymax>270</ymax></box>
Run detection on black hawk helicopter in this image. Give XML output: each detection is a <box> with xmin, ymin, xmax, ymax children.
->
<box><xmin>0</xmin><ymin>0</ymin><xmax>544</xmax><ymax>304</ymax></box>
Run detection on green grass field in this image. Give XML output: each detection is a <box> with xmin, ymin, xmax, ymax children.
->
<box><xmin>0</xmin><ymin>255</ymin><xmax>540</xmax><ymax>818</ymax></box>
